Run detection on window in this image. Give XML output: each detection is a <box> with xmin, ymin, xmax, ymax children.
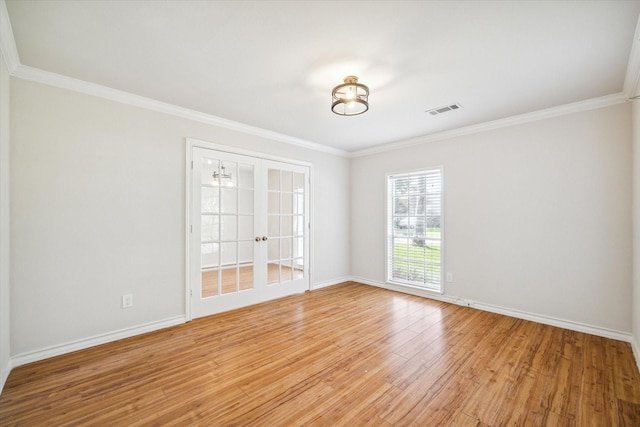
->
<box><xmin>386</xmin><ymin>168</ymin><xmax>443</xmax><ymax>292</ymax></box>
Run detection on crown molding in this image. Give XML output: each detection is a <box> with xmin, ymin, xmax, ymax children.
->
<box><xmin>11</xmin><ymin>59</ymin><xmax>630</xmax><ymax>160</ymax></box>
<box><xmin>624</xmin><ymin>13</ymin><xmax>640</xmax><ymax>99</ymax></box>
<box><xmin>350</xmin><ymin>92</ymin><xmax>628</xmax><ymax>158</ymax></box>
<box><xmin>2</xmin><ymin>0</ymin><xmax>636</xmax><ymax>159</ymax></box>
<box><xmin>12</xmin><ymin>65</ymin><xmax>349</xmax><ymax>157</ymax></box>
<box><xmin>1</xmin><ymin>0</ymin><xmax>347</xmax><ymax>157</ymax></box>
<box><xmin>0</xmin><ymin>0</ymin><xmax>19</xmax><ymax>73</ymax></box>
<box><xmin>0</xmin><ymin>3</ymin><xmax>347</xmax><ymax>157</ymax></box>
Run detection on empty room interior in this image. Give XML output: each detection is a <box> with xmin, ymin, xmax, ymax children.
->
<box><xmin>2</xmin><ymin>0</ymin><xmax>640</xmax><ymax>425</ymax></box>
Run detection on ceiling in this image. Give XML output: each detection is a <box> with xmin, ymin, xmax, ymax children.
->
<box><xmin>4</xmin><ymin>1</ymin><xmax>640</xmax><ymax>153</ymax></box>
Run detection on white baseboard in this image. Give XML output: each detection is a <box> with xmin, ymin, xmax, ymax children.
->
<box><xmin>311</xmin><ymin>277</ymin><xmax>352</xmax><ymax>290</ymax></box>
<box><xmin>472</xmin><ymin>301</ymin><xmax>632</xmax><ymax>342</ymax></box>
<box><xmin>351</xmin><ymin>276</ymin><xmax>634</xmax><ymax>343</ymax></box>
<box><xmin>10</xmin><ymin>315</ymin><xmax>186</xmax><ymax>370</ymax></box>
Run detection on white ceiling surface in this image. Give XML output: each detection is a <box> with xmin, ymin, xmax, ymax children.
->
<box><xmin>5</xmin><ymin>1</ymin><xmax>640</xmax><ymax>153</ymax></box>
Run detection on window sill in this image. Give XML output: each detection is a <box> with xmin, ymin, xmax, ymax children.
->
<box><xmin>386</xmin><ymin>280</ymin><xmax>443</xmax><ymax>295</ymax></box>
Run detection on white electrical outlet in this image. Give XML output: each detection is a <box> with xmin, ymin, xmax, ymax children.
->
<box><xmin>446</xmin><ymin>272</ymin><xmax>453</xmax><ymax>283</ymax></box>
<box><xmin>122</xmin><ymin>294</ymin><xmax>133</xmax><ymax>308</ymax></box>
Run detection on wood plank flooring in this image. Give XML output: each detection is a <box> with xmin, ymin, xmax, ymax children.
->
<box><xmin>1</xmin><ymin>282</ymin><xmax>640</xmax><ymax>426</ymax></box>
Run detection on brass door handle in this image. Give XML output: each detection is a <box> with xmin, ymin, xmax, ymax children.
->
<box><xmin>262</xmin><ymin>236</ymin><xmax>268</xmax><ymax>241</ymax></box>
<box><xmin>255</xmin><ymin>237</ymin><xmax>261</xmax><ymax>242</ymax></box>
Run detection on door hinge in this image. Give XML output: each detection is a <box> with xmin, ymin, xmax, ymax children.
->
<box><xmin>190</xmin><ymin>224</ymin><xmax>193</xmax><ymax>233</ymax></box>
<box><xmin>191</xmin><ymin>160</ymin><xmax>193</xmax><ymax>169</ymax></box>
<box><xmin>190</xmin><ymin>289</ymin><xmax>193</xmax><ymax>297</ymax></box>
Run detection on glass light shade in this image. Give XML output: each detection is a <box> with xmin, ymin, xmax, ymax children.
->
<box><xmin>331</xmin><ymin>75</ymin><xmax>369</xmax><ymax>116</ymax></box>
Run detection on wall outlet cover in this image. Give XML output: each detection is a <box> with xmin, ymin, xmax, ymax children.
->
<box><xmin>122</xmin><ymin>294</ymin><xmax>133</xmax><ymax>308</ymax></box>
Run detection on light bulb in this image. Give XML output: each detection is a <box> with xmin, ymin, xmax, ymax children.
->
<box><xmin>346</xmin><ymin>87</ymin><xmax>355</xmax><ymax>100</ymax></box>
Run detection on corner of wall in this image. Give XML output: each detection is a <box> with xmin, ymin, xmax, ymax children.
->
<box><xmin>0</xmin><ymin>34</ymin><xmax>12</xmax><ymax>394</ymax></box>
<box><xmin>633</xmin><ymin>337</ymin><xmax>640</xmax><ymax>378</ymax></box>
<box><xmin>632</xmin><ymin>100</ymin><xmax>640</xmax><ymax>374</ymax></box>
<box><xmin>0</xmin><ymin>358</ymin><xmax>11</xmax><ymax>393</ymax></box>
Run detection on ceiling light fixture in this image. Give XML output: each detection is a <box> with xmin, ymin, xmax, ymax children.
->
<box><xmin>331</xmin><ymin>75</ymin><xmax>369</xmax><ymax>116</ymax></box>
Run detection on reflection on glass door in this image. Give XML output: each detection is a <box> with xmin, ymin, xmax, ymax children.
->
<box><xmin>267</xmin><ymin>167</ymin><xmax>305</xmax><ymax>285</ymax></box>
<box><xmin>200</xmin><ymin>157</ymin><xmax>255</xmax><ymax>297</ymax></box>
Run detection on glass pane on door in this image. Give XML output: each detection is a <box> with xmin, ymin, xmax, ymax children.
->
<box><xmin>200</xmin><ymin>158</ymin><xmax>255</xmax><ymax>297</ymax></box>
<box><xmin>266</xmin><ymin>168</ymin><xmax>305</xmax><ymax>285</ymax></box>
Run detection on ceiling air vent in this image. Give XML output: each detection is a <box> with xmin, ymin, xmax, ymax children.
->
<box><xmin>426</xmin><ymin>103</ymin><xmax>462</xmax><ymax>116</ymax></box>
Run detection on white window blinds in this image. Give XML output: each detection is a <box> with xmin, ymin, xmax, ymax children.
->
<box><xmin>387</xmin><ymin>168</ymin><xmax>443</xmax><ymax>291</ymax></box>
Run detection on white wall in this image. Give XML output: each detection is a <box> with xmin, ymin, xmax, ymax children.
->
<box><xmin>10</xmin><ymin>78</ymin><xmax>350</xmax><ymax>356</ymax></box>
<box><xmin>0</xmin><ymin>47</ymin><xmax>11</xmax><ymax>390</ymax></box>
<box><xmin>633</xmin><ymin>101</ymin><xmax>640</xmax><ymax>352</ymax></box>
<box><xmin>351</xmin><ymin>103</ymin><xmax>633</xmax><ymax>333</ymax></box>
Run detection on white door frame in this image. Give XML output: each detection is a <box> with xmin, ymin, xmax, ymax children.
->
<box><xmin>185</xmin><ymin>137</ymin><xmax>313</xmax><ymax>321</ymax></box>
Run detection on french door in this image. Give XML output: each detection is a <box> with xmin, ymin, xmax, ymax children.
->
<box><xmin>189</xmin><ymin>146</ymin><xmax>310</xmax><ymax>319</ymax></box>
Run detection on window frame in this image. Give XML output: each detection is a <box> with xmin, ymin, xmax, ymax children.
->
<box><xmin>385</xmin><ymin>166</ymin><xmax>444</xmax><ymax>294</ymax></box>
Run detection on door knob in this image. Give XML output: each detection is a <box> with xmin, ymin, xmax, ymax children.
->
<box><xmin>255</xmin><ymin>237</ymin><xmax>261</xmax><ymax>242</ymax></box>
<box><xmin>262</xmin><ymin>236</ymin><xmax>268</xmax><ymax>241</ymax></box>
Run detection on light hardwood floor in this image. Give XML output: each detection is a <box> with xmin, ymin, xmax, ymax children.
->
<box><xmin>1</xmin><ymin>282</ymin><xmax>639</xmax><ymax>426</ymax></box>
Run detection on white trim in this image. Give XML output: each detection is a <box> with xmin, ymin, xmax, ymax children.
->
<box><xmin>472</xmin><ymin>301</ymin><xmax>633</xmax><ymax>343</ymax></box>
<box><xmin>633</xmin><ymin>338</ymin><xmax>640</xmax><ymax>378</ymax></box>
<box><xmin>624</xmin><ymin>14</ymin><xmax>640</xmax><ymax>98</ymax></box>
<box><xmin>187</xmin><ymin>138</ymin><xmax>313</xmax><ymax>167</ymax></box>
<box><xmin>0</xmin><ymin>0</ymin><xmax>633</xmax><ymax>159</ymax></box>
<box><xmin>352</xmin><ymin>277</ymin><xmax>633</xmax><ymax>343</ymax></box>
<box><xmin>0</xmin><ymin>1</ymin><xmax>19</xmax><ymax>73</ymax></box>
<box><xmin>308</xmin><ymin>166</ymin><xmax>314</xmax><ymax>292</ymax></box>
<box><xmin>0</xmin><ymin>358</ymin><xmax>11</xmax><ymax>394</ymax></box>
<box><xmin>7</xmin><ymin>62</ymin><xmax>633</xmax><ymax>159</ymax></box>
<box><xmin>350</xmin><ymin>93</ymin><xmax>628</xmax><ymax>158</ymax></box>
<box><xmin>10</xmin><ymin>64</ymin><xmax>348</xmax><ymax>157</ymax></box>
<box><xmin>0</xmin><ymin>46</ymin><xmax>629</xmax><ymax>162</ymax></box>
<box><xmin>10</xmin><ymin>315</ymin><xmax>185</xmax><ymax>369</ymax></box>
<box><xmin>311</xmin><ymin>277</ymin><xmax>351</xmax><ymax>290</ymax></box>
<box><xmin>1</xmin><ymin>44</ymin><xmax>630</xmax><ymax>160</ymax></box>
<box><xmin>185</xmin><ymin>141</ymin><xmax>192</xmax><ymax>321</ymax></box>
